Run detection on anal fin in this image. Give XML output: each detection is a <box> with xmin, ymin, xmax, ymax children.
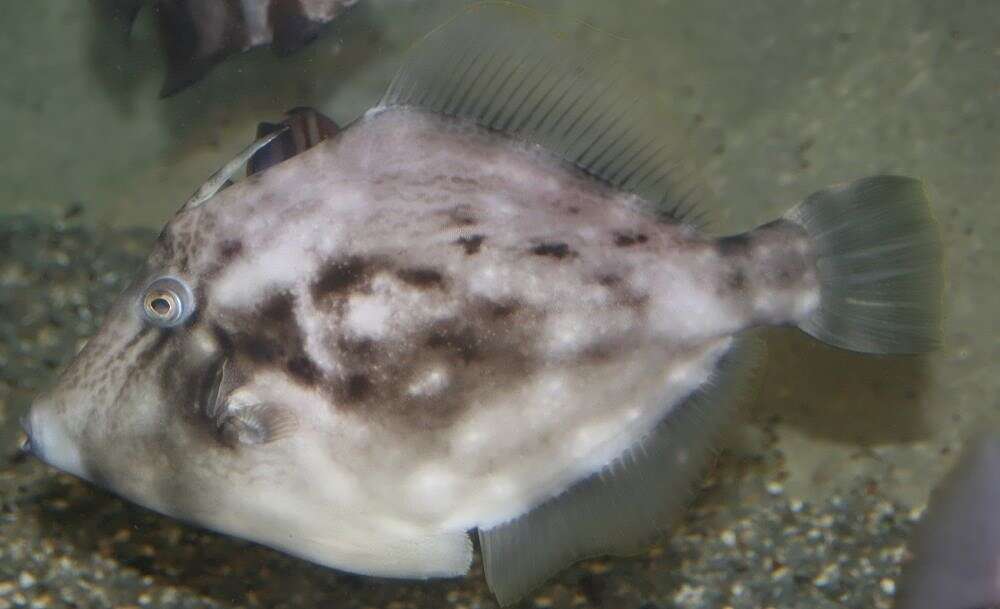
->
<box><xmin>478</xmin><ymin>338</ymin><xmax>760</xmax><ymax>606</ymax></box>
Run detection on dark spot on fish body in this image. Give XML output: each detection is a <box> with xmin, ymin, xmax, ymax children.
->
<box><xmin>425</xmin><ymin>324</ymin><xmax>482</xmax><ymax>363</ymax></box>
<box><xmin>211</xmin><ymin>324</ymin><xmax>235</xmax><ymax>355</ymax></box>
<box><xmin>532</xmin><ymin>242</ymin><xmax>574</xmax><ymax>259</ymax></box>
<box><xmin>455</xmin><ymin>234</ymin><xmax>485</xmax><ymax>255</ymax></box>
<box><xmin>446</xmin><ymin>205</ymin><xmax>479</xmax><ymax>227</ymax></box>
<box><xmin>211</xmin><ymin>291</ymin><xmax>324</xmax><ymax>393</ymax></box>
<box><xmin>568</xmin><ymin>206</ymin><xmax>581</xmax><ymax>215</ymax></box>
<box><xmin>449</xmin><ymin>175</ymin><xmax>478</xmax><ymax>186</ymax></box>
<box><xmin>488</xmin><ymin>300</ymin><xmax>520</xmax><ymax>319</ymax></box>
<box><xmin>287</xmin><ymin>355</ymin><xmax>320</xmax><ymax>386</ymax></box>
<box><xmin>727</xmin><ymin>268</ymin><xmax>747</xmax><ymax>291</ymax></box>
<box><xmin>612</xmin><ymin>231</ymin><xmax>649</xmax><ymax>247</ymax></box>
<box><xmin>344</xmin><ymin>373</ymin><xmax>373</xmax><ymax>402</ymax></box>
<box><xmin>397</xmin><ymin>267</ymin><xmax>445</xmax><ymax>289</ymax></box>
<box><xmin>597</xmin><ymin>274</ymin><xmax>621</xmax><ymax>288</ymax></box>
<box><xmin>259</xmin><ymin>291</ymin><xmax>296</xmax><ymax>323</ymax></box>
<box><xmin>311</xmin><ymin>256</ymin><xmax>372</xmax><ymax>300</ymax></box>
<box><xmin>338</xmin><ymin>336</ymin><xmax>375</xmax><ymax>357</ymax></box>
<box><xmin>241</xmin><ymin>333</ymin><xmax>283</xmax><ymax>364</ymax></box>
<box><xmin>218</xmin><ymin>239</ymin><xmax>243</xmax><ymax>262</ymax></box>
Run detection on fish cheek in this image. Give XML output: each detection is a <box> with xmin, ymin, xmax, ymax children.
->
<box><xmin>154</xmin><ymin>331</ymin><xmax>229</xmax><ymax>446</ymax></box>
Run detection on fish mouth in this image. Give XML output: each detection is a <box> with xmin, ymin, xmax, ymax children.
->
<box><xmin>18</xmin><ymin>413</ymin><xmax>35</xmax><ymax>457</ymax></box>
<box><xmin>18</xmin><ymin>400</ymin><xmax>89</xmax><ymax>481</ymax></box>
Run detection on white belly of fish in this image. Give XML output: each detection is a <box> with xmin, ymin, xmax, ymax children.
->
<box><xmin>349</xmin><ymin>337</ymin><xmax>730</xmax><ymax>531</ymax></box>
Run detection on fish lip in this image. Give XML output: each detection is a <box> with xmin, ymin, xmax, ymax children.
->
<box><xmin>18</xmin><ymin>413</ymin><xmax>35</xmax><ymax>457</ymax></box>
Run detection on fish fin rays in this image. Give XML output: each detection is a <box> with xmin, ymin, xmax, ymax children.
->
<box><xmin>784</xmin><ymin>176</ymin><xmax>943</xmax><ymax>354</ymax></box>
<box><xmin>478</xmin><ymin>337</ymin><xmax>762</xmax><ymax>606</ymax></box>
<box><xmin>380</xmin><ymin>2</ymin><xmax>691</xmax><ymax>222</ymax></box>
<box><xmin>281</xmin><ymin>528</ymin><xmax>473</xmax><ymax>580</ymax></box>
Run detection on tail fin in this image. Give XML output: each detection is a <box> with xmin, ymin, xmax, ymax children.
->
<box><xmin>784</xmin><ymin>176</ymin><xmax>942</xmax><ymax>354</ymax></box>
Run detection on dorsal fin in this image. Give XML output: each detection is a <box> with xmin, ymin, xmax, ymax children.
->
<box><xmin>477</xmin><ymin>337</ymin><xmax>762</xmax><ymax>605</ymax></box>
<box><xmin>247</xmin><ymin>107</ymin><xmax>341</xmax><ymax>176</ymax></box>
<box><xmin>380</xmin><ymin>2</ymin><xmax>691</xmax><ymax>222</ymax></box>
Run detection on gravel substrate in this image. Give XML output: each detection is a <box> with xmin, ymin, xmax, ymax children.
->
<box><xmin>0</xmin><ymin>213</ymin><xmax>920</xmax><ymax>608</ymax></box>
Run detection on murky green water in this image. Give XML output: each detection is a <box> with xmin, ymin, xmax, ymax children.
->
<box><xmin>1</xmin><ymin>1</ymin><xmax>997</xmax><ymax>608</ymax></box>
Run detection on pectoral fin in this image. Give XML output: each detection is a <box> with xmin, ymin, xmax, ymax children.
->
<box><xmin>218</xmin><ymin>401</ymin><xmax>298</xmax><ymax>447</ymax></box>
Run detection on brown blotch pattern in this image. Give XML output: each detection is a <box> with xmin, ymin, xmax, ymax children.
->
<box><xmin>311</xmin><ymin>256</ymin><xmax>372</xmax><ymax>300</ymax></box>
<box><xmin>344</xmin><ymin>373</ymin><xmax>373</xmax><ymax>402</ymax></box>
<box><xmin>218</xmin><ymin>239</ymin><xmax>243</xmax><ymax>262</ymax></box>
<box><xmin>397</xmin><ymin>267</ymin><xmax>446</xmax><ymax>289</ymax></box>
<box><xmin>225</xmin><ymin>291</ymin><xmax>322</xmax><ymax>388</ymax></box>
<box><xmin>727</xmin><ymin>268</ymin><xmax>747</xmax><ymax>291</ymax></box>
<box><xmin>455</xmin><ymin>234</ymin><xmax>485</xmax><ymax>255</ymax></box>
<box><xmin>597</xmin><ymin>274</ymin><xmax>621</xmax><ymax>287</ymax></box>
<box><xmin>287</xmin><ymin>355</ymin><xmax>321</xmax><ymax>385</ymax></box>
<box><xmin>445</xmin><ymin>205</ymin><xmax>479</xmax><ymax>227</ymax></box>
<box><xmin>322</xmin><ymin>296</ymin><xmax>543</xmax><ymax>430</ymax></box>
<box><xmin>424</xmin><ymin>323</ymin><xmax>482</xmax><ymax>364</ymax></box>
<box><xmin>612</xmin><ymin>231</ymin><xmax>649</xmax><ymax>247</ymax></box>
<box><xmin>532</xmin><ymin>242</ymin><xmax>574</xmax><ymax>259</ymax></box>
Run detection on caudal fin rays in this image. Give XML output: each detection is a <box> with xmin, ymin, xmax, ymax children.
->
<box><xmin>784</xmin><ymin>176</ymin><xmax>943</xmax><ymax>354</ymax></box>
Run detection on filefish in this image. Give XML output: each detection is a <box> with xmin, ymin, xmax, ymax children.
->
<box><xmin>106</xmin><ymin>0</ymin><xmax>359</xmax><ymax>96</ymax></box>
<box><xmin>23</xmin><ymin>5</ymin><xmax>942</xmax><ymax>605</ymax></box>
<box><xmin>896</xmin><ymin>433</ymin><xmax>1000</xmax><ymax>609</ymax></box>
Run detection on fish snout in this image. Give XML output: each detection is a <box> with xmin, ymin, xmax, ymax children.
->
<box><xmin>19</xmin><ymin>412</ymin><xmax>35</xmax><ymax>457</ymax></box>
<box><xmin>21</xmin><ymin>397</ymin><xmax>89</xmax><ymax>481</ymax></box>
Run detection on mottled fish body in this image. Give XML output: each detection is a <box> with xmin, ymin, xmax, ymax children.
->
<box><xmin>25</xmin><ymin>6</ymin><xmax>943</xmax><ymax>605</ymax></box>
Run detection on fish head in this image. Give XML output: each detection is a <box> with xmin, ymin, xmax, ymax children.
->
<box><xmin>21</xmin><ymin>200</ymin><xmax>319</xmax><ymax>545</ymax></box>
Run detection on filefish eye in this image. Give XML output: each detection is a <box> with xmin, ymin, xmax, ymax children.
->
<box><xmin>141</xmin><ymin>277</ymin><xmax>195</xmax><ymax>328</ymax></box>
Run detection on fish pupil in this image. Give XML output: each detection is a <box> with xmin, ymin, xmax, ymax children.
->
<box><xmin>151</xmin><ymin>297</ymin><xmax>172</xmax><ymax>316</ymax></box>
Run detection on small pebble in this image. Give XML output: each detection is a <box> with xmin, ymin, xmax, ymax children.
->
<box><xmin>533</xmin><ymin>595</ymin><xmax>553</xmax><ymax>608</ymax></box>
<box><xmin>720</xmin><ymin>529</ymin><xmax>737</xmax><ymax>547</ymax></box>
<box><xmin>29</xmin><ymin>593</ymin><xmax>52</xmax><ymax>609</ymax></box>
<box><xmin>17</xmin><ymin>572</ymin><xmax>35</xmax><ymax>590</ymax></box>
